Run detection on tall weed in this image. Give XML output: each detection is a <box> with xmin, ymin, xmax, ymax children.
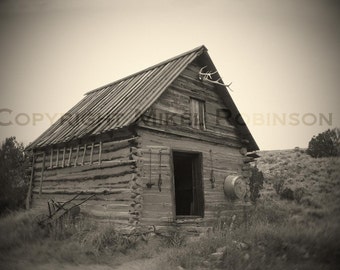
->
<box><xmin>166</xmin><ymin>198</ymin><xmax>340</xmax><ymax>269</ymax></box>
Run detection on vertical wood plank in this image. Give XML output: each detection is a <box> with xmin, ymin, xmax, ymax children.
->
<box><xmin>62</xmin><ymin>147</ymin><xmax>66</xmax><ymax>168</ymax></box>
<box><xmin>81</xmin><ymin>144</ymin><xmax>87</xmax><ymax>165</ymax></box>
<box><xmin>67</xmin><ymin>147</ymin><xmax>72</xmax><ymax>166</ymax></box>
<box><xmin>39</xmin><ymin>152</ymin><xmax>46</xmax><ymax>196</ymax></box>
<box><xmin>25</xmin><ymin>154</ymin><xmax>35</xmax><ymax>209</ymax></box>
<box><xmin>49</xmin><ymin>148</ymin><xmax>53</xmax><ymax>168</ymax></box>
<box><xmin>169</xmin><ymin>149</ymin><xmax>176</xmax><ymax>220</ymax></box>
<box><xmin>90</xmin><ymin>142</ymin><xmax>94</xmax><ymax>164</ymax></box>
<box><xmin>74</xmin><ymin>145</ymin><xmax>79</xmax><ymax>167</ymax></box>
<box><xmin>98</xmin><ymin>141</ymin><xmax>102</xmax><ymax>164</ymax></box>
<box><xmin>55</xmin><ymin>148</ymin><xmax>59</xmax><ymax>167</ymax></box>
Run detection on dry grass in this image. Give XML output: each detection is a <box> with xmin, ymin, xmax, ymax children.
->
<box><xmin>165</xmin><ymin>199</ymin><xmax>340</xmax><ymax>270</ymax></box>
<box><xmin>165</xmin><ymin>150</ymin><xmax>340</xmax><ymax>269</ymax></box>
<box><xmin>0</xmin><ymin>211</ymin><xmax>161</xmax><ymax>269</ymax></box>
<box><xmin>1</xmin><ymin>150</ymin><xmax>339</xmax><ymax>269</ymax></box>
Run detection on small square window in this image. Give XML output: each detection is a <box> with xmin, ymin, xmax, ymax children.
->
<box><xmin>190</xmin><ymin>98</ymin><xmax>205</xmax><ymax>130</ymax></box>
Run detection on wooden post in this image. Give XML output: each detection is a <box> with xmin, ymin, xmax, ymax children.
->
<box><xmin>74</xmin><ymin>145</ymin><xmax>79</xmax><ymax>167</ymax></box>
<box><xmin>39</xmin><ymin>152</ymin><xmax>46</xmax><ymax>196</ymax></box>
<box><xmin>90</xmin><ymin>142</ymin><xmax>94</xmax><ymax>164</ymax></box>
<box><xmin>25</xmin><ymin>153</ymin><xmax>35</xmax><ymax>209</ymax></box>
<box><xmin>98</xmin><ymin>141</ymin><xmax>102</xmax><ymax>164</ymax></box>
<box><xmin>62</xmin><ymin>147</ymin><xmax>66</xmax><ymax>167</ymax></box>
<box><xmin>67</xmin><ymin>147</ymin><xmax>72</xmax><ymax>166</ymax></box>
<box><xmin>49</xmin><ymin>148</ymin><xmax>53</xmax><ymax>168</ymax></box>
<box><xmin>81</xmin><ymin>144</ymin><xmax>87</xmax><ymax>165</ymax></box>
<box><xmin>56</xmin><ymin>148</ymin><xmax>59</xmax><ymax>167</ymax></box>
<box><xmin>169</xmin><ymin>149</ymin><xmax>176</xmax><ymax>220</ymax></box>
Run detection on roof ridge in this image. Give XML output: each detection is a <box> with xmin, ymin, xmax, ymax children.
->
<box><xmin>85</xmin><ymin>45</ymin><xmax>207</xmax><ymax>95</ymax></box>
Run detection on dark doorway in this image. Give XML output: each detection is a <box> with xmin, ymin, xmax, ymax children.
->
<box><xmin>173</xmin><ymin>151</ymin><xmax>204</xmax><ymax>217</ymax></box>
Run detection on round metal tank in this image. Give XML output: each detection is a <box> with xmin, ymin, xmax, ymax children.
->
<box><xmin>224</xmin><ymin>175</ymin><xmax>247</xmax><ymax>199</ymax></box>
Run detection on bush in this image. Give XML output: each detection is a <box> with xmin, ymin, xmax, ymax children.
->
<box><xmin>162</xmin><ymin>228</ymin><xmax>186</xmax><ymax>247</ymax></box>
<box><xmin>294</xmin><ymin>187</ymin><xmax>306</xmax><ymax>203</ymax></box>
<box><xmin>80</xmin><ymin>224</ymin><xmax>139</xmax><ymax>255</ymax></box>
<box><xmin>273</xmin><ymin>177</ymin><xmax>285</xmax><ymax>195</ymax></box>
<box><xmin>280</xmin><ymin>188</ymin><xmax>294</xmax><ymax>200</ymax></box>
<box><xmin>307</xmin><ymin>128</ymin><xmax>340</xmax><ymax>158</ymax></box>
<box><xmin>249</xmin><ymin>166</ymin><xmax>264</xmax><ymax>203</ymax></box>
<box><xmin>0</xmin><ymin>137</ymin><xmax>29</xmax><ymax>215</ymax></box>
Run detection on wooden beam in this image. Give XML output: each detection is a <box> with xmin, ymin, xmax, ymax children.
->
<box><xmin>74</xmin><ymin>145</ymin><xmax>79</xmax><ymax>167</ymax></box>
<box><xmin>62</xmin><ymin>147</ymin><xmax>66</xmax><ymax>167</ymax></box>
<box><xmin>67</xmin><ymin>147</ymin><xmax>72</xmax><ymax>166</ymax></box>
<box><xmin>105</xmin><ymin>136</ymin><xmax>139</xmax><ymax>146</ymax></box>
<box><xmin>99</xmin><ymin>141</ymin><xmax>102</xmax><ymax>164</ymax></box>
<box><xmin>25</xmin><ymin>154</ymin><xmax>35</xmax><ymax>209</ymax></box>
<box><xmin>55</xmin><ymin>148</ymin><xmax>59</xmax><ymax>167</ymax></box>
<box><xmin>49</xmin><ymin>148</ymin><xmax>53</xmax><ymax>168</ymax></box>
<box><xmin>169</xmin><ymin>150</ymin><xmax>176</xmax><ymax>220</ymax></box>
<box><xmin>81</xmin><ymin>144</ymin><xmax>87</xmax><ymax>165</ymax></box>
<box><xmin>90</xmin><ymin>142</ymin><xmax>94</xmax><ymax>164</ymax></box>
<box><xmin>39</xmin><ymin>152</ymin><xmax>46</xmax><ymax>196</ymax></box>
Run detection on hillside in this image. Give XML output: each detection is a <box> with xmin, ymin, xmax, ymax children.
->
<box><xmin>256</xmin><ymin>148</ymin><xmax>340</xmax><ymax>212</ymax></box>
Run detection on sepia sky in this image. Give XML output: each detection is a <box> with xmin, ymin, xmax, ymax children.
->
<box><xmin>0</xmin><ymin>0</ymin><xmax>339</xmax><ymax>150</ymax></box>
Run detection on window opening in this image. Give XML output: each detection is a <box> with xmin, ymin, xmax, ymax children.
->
<box><xmin>190</xmin><ymin>98</ymin><xmax>206</xmax><ymax>130</ymax></box>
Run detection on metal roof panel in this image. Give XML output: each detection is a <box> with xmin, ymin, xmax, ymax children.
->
<box><xmin>28</xmin><ymin>46</ymin><xmax>205</xmax><ymax>149</ymax></box>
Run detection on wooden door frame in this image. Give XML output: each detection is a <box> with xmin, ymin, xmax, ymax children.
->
<box><xmin>170</xmin><ymin>149</ymin><xmax>204</xmax><ymax>220</ymax></box>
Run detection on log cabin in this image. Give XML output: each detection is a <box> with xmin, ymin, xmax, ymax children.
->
<box><xmin>26</xmin><ymin>45</ymin><xmax>259</xmax><ymax>234</ymax></box>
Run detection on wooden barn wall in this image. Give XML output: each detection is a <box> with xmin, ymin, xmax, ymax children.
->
<box><xmin>136</xmin><ymin>60</ymin><xmax>252</xmax><ymax>231</ymax></box>
<box><xmin>134</xmin><ymin>144</ymin><xmax>172</xmax><ymax>226</ymax></box>
<box><xmin>139</xmin><ymin>60</ymin><xmax>241</xmax><ymax>147</ymax></box>
<box><xmin>29</xmin><ymin>137</ymin><xmax>141</xmax><ymax>226</ymax></box>
<box><xmin>136</xmin><ymin>129</ymin><xmax>248</xmax><ymax>231</ymax></box>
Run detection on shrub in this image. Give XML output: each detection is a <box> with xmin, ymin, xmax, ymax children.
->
<box><xmin>294</xmin><ymin>187</ymin><xmax>306</xmax><ymax>203</ymax></box>
<box><xmin>273</xmin><ymin>177</ymin><xmax>285</xmax><ymax>195</ymax></box>
<box><xmin>77</xmin><ymin>223</ymin><xmax>139</xmax><ymax>255</ymax></box>
<box><xmin>307</xmin><ymin>128</ymin><xmax>340</xmax><ymax>158</ymax></box>
<box><xmin>248</xmin><ymin>199</ymin><xmax>288</xmax><ymax>225</ymax></box>
<box><xmin>161</xmin><ymin>227</ymin><xmax>186</xmax><ymax>248</ymax></box>
<box><xmin>249</xmin><ymin>166</ymin><xmax>264</xmax><ymax>203</ymax></box>
<box><xmin>280</xmin><ymin>188</ymin><xmax>294</xmax><ymax>200</ymax></box>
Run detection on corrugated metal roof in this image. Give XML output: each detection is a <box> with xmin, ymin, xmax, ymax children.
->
<box><xmin>28</xmin><ymin>45</ymin><xmax>207</xmax><ymax>149</ymax></box>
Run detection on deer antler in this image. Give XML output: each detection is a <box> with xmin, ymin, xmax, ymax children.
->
<box><xmin>198</xmin><ymin>66</ymin><xmax>218</xmax><ymax>80</ymax></box>
<box><xmin>198</xmin><ymin>66</ymin><xmax>233</xmax><ymax>91</ymax></box>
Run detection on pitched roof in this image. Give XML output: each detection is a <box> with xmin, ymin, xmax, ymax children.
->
<box><xmin>28</xmin><ymin>45</ymin><xmax>259</xmax><ymax>151</ymax></box>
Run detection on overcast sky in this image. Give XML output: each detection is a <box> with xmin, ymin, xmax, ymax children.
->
<box><xmin>0</xmin><ymin>0</ymin><xmax>339</xmax><ymax>150</ymax></box>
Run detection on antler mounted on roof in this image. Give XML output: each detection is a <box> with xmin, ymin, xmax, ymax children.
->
<box><xmin>198</xmin><ymin>66</ymin><xmax>233</xmax><ymax>91</ymax></box>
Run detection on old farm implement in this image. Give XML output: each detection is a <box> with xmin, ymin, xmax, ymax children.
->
<box><xmin>36</xmin><ymin>192</ymin><xmax>95</xmax><ymax>228</ymax></box>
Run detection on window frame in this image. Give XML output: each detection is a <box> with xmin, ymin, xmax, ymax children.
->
<box><xmin>190</xmin><ymin>97</ymin><xmax>206</xmax><ymax>130</ymax></box>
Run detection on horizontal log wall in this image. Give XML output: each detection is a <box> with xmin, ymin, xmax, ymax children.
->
<box><xmin>137</xmin><ymin>129</ymin><xmax>249</xmax><ymax>232</ymax></box>
<box><xmin>30</xmin><ymin>137</ymin><xmax>139</xmax><ymax>226</ymax></box>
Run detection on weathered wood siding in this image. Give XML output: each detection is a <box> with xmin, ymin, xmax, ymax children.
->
<box><xmin>140</xmin><ymin>60</ymin><xmax>241</xmax><ymax>147</ymax></box>
<box><xmin>28</xmin><ymin>60</ymin><xmax>252</xmax><ymax>231</ymax></box>
<box><xmin>136</xmin><ymin>129</ymin><xmax>248</xmax><ymax>231</ymax></box>
<box><xmin>135</xmin><ymin>145</ymin><xmax>172</xmax><ymax>226</ymax></box>
<box><xmin>136</xmin><ymin>60</ymin><xmax>251</xmax><ymax>231</ymax></box>
<box><xmin>30</xmin><ymin>138</ymin><xmax>139</xmax><ymax>225</ymax></box>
